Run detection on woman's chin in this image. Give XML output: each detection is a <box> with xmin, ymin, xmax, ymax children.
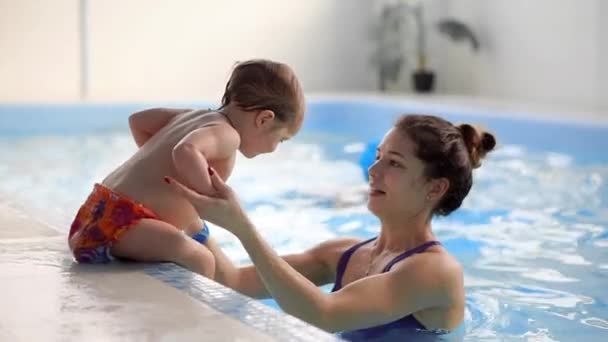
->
<box><xmin>366</xmin><ymin>200</ymin><xmax>382</xmax><ymax>216</ymax></box>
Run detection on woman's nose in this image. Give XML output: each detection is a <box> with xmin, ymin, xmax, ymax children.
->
<box><xmin>368</xmin><ymin>160</ymin><xmax>380</xmax><ymax>178</ymax></box>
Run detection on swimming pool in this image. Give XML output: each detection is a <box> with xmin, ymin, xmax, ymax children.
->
<box><xmin>1</xmin><ymin>99</ymin><xmax>607</xmax><ymax>341</ymax></box>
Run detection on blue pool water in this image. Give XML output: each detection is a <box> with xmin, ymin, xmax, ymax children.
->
<box><xmin>1</xmin><ymin>100</ymin><xmax>607</xmax><ymax>341</ymax></box>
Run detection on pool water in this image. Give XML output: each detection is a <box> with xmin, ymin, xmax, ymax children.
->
<box><xmin>0</xmin><ymin>101</ymin><xmax>607</xmax><ymax>341</ymax></box>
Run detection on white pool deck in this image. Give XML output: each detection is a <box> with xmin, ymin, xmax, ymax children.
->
<box><xmin>0</xmin><ymin>202</ymin><xmax>341</xmax><ymax>341</ymax></box>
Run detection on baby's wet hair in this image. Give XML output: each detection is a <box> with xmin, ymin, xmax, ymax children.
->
<box><xmin>220</xmin><ymin>59</ymin><xmax>303</xmax><ymax>125</ymax></box>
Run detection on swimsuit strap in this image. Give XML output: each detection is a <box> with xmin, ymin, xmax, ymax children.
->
<box><xmin>331</xmin><ymin>237</ymin><xmax>377</xmax><ymax>291</ymax></box>
<box><xmin>382</xmin><ymin>241</ymin><xmax>441</xmax><ymax>272</ymax></box>
<box><xmin>336</xmin><ymin>239</ymin><xmax>442</xmax><ymax>338</ymax></box>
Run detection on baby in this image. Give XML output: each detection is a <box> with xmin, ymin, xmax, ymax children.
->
<box><xmin>68</xmin><ymin>59</ymin><xmax>305</xmax><ymax>277</ymax></box>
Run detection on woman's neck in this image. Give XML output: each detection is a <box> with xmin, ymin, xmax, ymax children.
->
<box><xmin>375</xmin><ymin>214</ymin><xmax>436</xmax><ymax>253</ymax></box>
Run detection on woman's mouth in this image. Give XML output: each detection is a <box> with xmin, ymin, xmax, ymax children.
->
<box><xmin>369</xmin><ymin>188</ymin><xmax>386</xmax><ymax>196</ymax></box>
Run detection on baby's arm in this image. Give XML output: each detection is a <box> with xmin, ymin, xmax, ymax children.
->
<box><xmin>129</xmin><ymin>107</ymin><xmax>192</xmax><ymax>147</ymax></box>
<box><xmin>172</xmin><ymin>124</ymin><xmax>240</xmax><ymax>195</ymax></box>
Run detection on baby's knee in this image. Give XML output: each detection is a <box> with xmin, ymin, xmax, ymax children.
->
<box><xmin>198</xmin><ymin>245</ymin><xmax>216</xmax><ymax>278</ymax></box>
<box><xmin>178</xmin><ymin>242</ymin><xmax>216</xmax><ymax>278</ymax></box>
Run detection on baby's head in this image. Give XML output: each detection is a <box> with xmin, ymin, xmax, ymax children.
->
<box><xmin>220</xmin><ymin>59</ymin><xmax>305</xmax><ymax>158</ymax></box>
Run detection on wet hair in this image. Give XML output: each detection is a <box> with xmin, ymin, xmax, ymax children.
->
<box><xmin>219</xmin><ymin>59</ymin><xmax>303</xmax><ymax>125</ymax></box>
<box><xmin>395</xmin><ymin>114</ymin><xmax>496</xmax><ymax>216</ymax></box>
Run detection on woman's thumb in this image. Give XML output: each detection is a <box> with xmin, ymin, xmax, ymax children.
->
<box><xmin>208</xmin><ymin>167</ymin><xmax>230</xmax><ymax>193</ymax></box>
<box><xmin>165</xmin><ymin>176</ymin><xmax>203</xmax><ymax>201</ymax></box>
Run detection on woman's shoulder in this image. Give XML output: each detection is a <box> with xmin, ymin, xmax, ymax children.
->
<box><xmin>391</xmin><ymin>245</ymin><xmax>463</xmax><ymax>294</ymax></box>
<box><xmin>308</xmin><ymin>237</ymin><xmax>371</xmax><ymax>270</ymax></box>
<box><xmin>312</xmin><ymin>237</ymin><xmax>370</xmax><ymax>255</ymax></box>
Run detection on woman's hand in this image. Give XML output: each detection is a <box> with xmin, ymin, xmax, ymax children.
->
<box><xmin>164</xmin><ymin>168</ymin><xmax>250</xmax><ymax>236</ymax></box>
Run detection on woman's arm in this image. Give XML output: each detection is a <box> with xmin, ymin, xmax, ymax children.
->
<box><xmin>234</xmin><ymin>221</ymin><xmax>458</xmax><ymax>331</ymax></box>
<box><xmin>205</xmin><ymin>235</ymin><xmax>354</xmax><ymax>299</ymax></box>
<box><xmin>165</xmin><ymin>171</ymin><xmax>462</xmax><ymax>332</ymax></box>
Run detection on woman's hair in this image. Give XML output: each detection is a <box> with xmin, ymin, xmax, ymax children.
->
<box><xmin>395</xmin><ymin>114</ymin><xmax>496</xmax><ymax>216</ymax></box>
<box><xmin>220</xmin><ymin>59</ymin><xmax>303</xmax><ymax>124</ymax></box>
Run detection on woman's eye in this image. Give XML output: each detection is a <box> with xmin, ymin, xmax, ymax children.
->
<box><xmin>389</xmin><ymin>160</ymin><xmax>401</xmax><ymax>167</ymax></box>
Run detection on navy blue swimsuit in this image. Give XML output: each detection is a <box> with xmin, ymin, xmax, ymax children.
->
<box><xmin>331</xmin><ymin>237</ymin><xmax>441</xmax><ymax>341</ymax></box>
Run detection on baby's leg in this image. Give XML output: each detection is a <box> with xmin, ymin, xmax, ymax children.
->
<box><xmin>110</xmin><ymin>218</ymin><xmax>215</xmax><ymax>278</ymax></box>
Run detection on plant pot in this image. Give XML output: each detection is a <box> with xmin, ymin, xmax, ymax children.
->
<box><xmin>412</xmin><ymin>70</ymin><xmax>435</xmax><ymax>93</ymax></box>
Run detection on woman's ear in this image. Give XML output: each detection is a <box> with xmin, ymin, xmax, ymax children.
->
<box><xmin>426</xmin><ymin>177</ymin><xmax>450</xmax><ymax>202</ymax></box>
<box><xmin>255</xmin><ymin>110</ymin><xmax>276</xmax><ymax>128</ymax></box>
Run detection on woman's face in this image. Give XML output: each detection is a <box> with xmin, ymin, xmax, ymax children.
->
<box><xmin>367</xmin><ymin>128</ymin><xmax>431</xmax><ymax>219</ymax></box>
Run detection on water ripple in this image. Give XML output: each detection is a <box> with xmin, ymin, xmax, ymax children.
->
<box><xmin>1</xmin><ymin>132</ymin><xmax>607</xmax><ymax>340</ymax></box>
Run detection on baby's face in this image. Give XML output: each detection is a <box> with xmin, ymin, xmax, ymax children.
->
<box><xmin>240</xmin><ymin>111</ymin><xmax>303</xmax><ymax>158</ymax></box>
<box><xmin>245</xmin><ymin>124</ymin><xmax>294</xmax><ymax>157</ymax></box>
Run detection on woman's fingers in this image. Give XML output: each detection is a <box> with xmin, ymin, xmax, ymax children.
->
<box><xmin>208</xmin><ymin>167</ymin><xmax>231</xmax><ymax>195</ymax></box>
<box><xmin>165</xmin><ymin>173</ymin><xmax>249</xmax><ymax>234</ymax></box>
<box><xmin>165</xmin><ymin>176</ymin><xmax>206</xmax><ymax>202</ymax></box>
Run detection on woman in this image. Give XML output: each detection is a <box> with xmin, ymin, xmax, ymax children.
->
<box><xmin>165</xmin><ymin>114</ymin><xmax>496</xmax><ymax>340</ymax></box>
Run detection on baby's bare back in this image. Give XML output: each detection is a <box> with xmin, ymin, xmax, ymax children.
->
<box><xmin>102</xmin><ymin>110</ymin><xmax>236</xmax><ymax>230</ymax></box>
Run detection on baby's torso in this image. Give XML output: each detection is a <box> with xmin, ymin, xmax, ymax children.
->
<box><xmin>102</xmin><ymin>110</ymin><xmax>236</xmax><ymax>230</ymax></box>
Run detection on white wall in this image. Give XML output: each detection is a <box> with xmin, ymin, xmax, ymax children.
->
<box><xmin>0</xmin><ymin>0</ymin><xmax>80</xmax><ymax>101</ymax></box>
<box><xmin>441</xmin><ymin>0</ymin><xmax>605</xmax><ymax>110</ymax></box>
<box><xmin>0</xmin><ymin>0</ymin><xmax>374</xmax><ymax>102</ymax></box>
<box><xmin>2</xmin><ymin>0</ymin><xmax>605</xmax><ymax>110</ymax></box>
<box><xmin>599</xmin><ymin>1</ymin><xmax>608</xmax><ymax>109</ymax></box>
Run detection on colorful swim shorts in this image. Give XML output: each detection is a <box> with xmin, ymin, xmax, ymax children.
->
<box><xmin>68</xmin><ymin>183</ymin><xmax>160</xmax><ymax>263</ymax></box>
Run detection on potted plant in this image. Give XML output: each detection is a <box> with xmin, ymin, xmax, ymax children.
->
<box><xmin>371</xmin><ymin>1</ymin><xmax>480</xmax><ymax>93</ymax></box>
<box><xmin>370</xmin><ymin>3</ymin><xmax>406</xmax><ymax>92</ymax></box>
<box><xmin>410</xmin><ymin>3</ymin><xmax>434</xmax><ymax>92</ymax></box>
